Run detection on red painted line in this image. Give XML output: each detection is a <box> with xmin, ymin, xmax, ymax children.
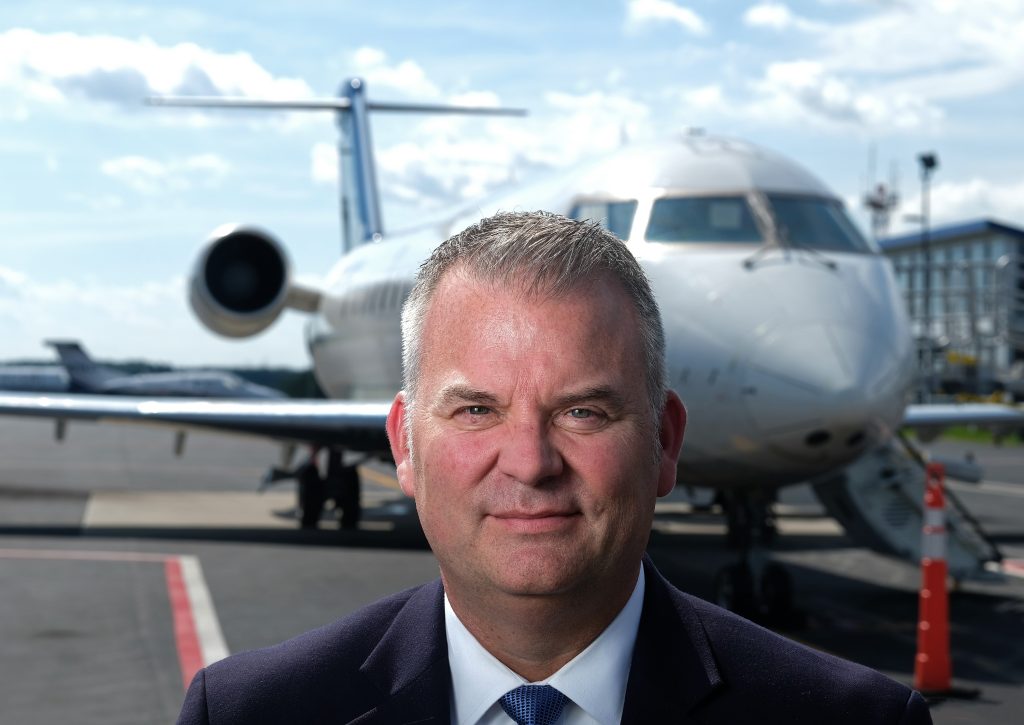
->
<box><xmin>1004</xmin><ymin>559</ymin><xmax>1024</xmax><ymax>576</ymax></box>
<box><xmin>0</xmin><ymin>548</ymin><xmax>219</xmax><ymax>690</ymax></box>
<box><xmin>165</xmin><ymin>557</ymin><xmax>204</xmax><ymax>690</ymax></box>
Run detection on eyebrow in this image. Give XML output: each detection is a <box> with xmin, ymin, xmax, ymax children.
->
<box><xmin>435</xmin><ymin>384</ymin><xmax>501</xmax><ymax>409</ymax></box>
<box><xmin>552</xmin><ymin>385</ymin><xmax>627</xmax><ymax>411</ymax></box>
<box><xmin>434</xmin><ymin>384</ymin><xmax>627</xmax><ymax>411</ymax></box>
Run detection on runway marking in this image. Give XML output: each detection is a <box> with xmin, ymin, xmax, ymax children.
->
<box><xmin>0</xmin><ymin>547</ymin><xmax>228</xmax><ymax>690</ymax></box>
<box><xmin>979</xmin><ymin>480</ymin><xmax>1024</xmax><ymax>497</ymax></box>
<box><xmin>949</xmin><ymin>480</ymin><xmax>1024</xmax><ymax>498</ymax></box>
<box><xmin>358</xmin><ymin>465</ymin><xmax>402</xmax><ymax>492</ymax></box>
<box><xmin>165</xmin><ymin>558</ymin><xmax>203</xmax><ymax>688</ymax></box>
<box><xmin>0</xmin><ymin>547</ymin><xmax>168</xmax><ymax>563</ymax></box>
<box><xmin>1002</xmin><ymin>560</ymin><xmax>1024</xmax><ymax>579</ymax></box>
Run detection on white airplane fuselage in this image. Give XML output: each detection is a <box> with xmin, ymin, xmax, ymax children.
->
<box><xmin>301</xmin><ymin>139</ymin><xmax>916</xmax><ymax>491</ymax></box>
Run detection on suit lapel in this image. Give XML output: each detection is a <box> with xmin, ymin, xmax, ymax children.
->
<box><xmin>621</xmin><ymin>557</ymin><xmax>724</xmax><ymax>723</ymax></box>
<box><xmin>353</xmin><ymin>580</ymin><xmax>451</xmax><ymax>724</ymax></box>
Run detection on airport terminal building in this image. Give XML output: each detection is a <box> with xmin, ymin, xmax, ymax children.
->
<box><xmin>880</xmin><ymin>219</ymin><xmax>1024</xmax><ymax>398</ymax></box>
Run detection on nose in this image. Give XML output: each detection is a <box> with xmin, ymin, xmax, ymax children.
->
<box><xmin>497</xmin><ymin>420</ymin><xmax>564</xmax><ymax>486</ymax></box>
<box><xmin>741</xmin><ymin>320</ymin><xmax>912</xmax><ymax>467</ymax></box>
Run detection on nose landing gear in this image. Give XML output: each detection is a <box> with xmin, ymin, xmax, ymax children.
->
<box><xmin>264</xmin><ymin>445</ymin><xmax>363</xmax><ymax>529</ymax></box>
<box><xmin>714</xmin><ymin>490</ymin><xmax>801</xmax><ymax>627</ymax></box>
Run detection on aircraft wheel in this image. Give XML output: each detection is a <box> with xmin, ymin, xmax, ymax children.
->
<box><xmin>297</xmin><ymin>463</ymin><xmax>325</xmax><ymax>529</ymax></box>
<box><xmin>714</xmin><ymin>563</ymin><xmax>756</xmax><ymax>618</ymax></box>
<box><xmin>336</xmin><ymin>464</ymin><xmax>362</xmax><ymax>530</ymax></box>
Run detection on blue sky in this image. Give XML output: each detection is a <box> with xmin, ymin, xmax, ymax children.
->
<box><xmin>1</xmin><ymin>1</ymin><xmax>1022</xmax><ymax>367</ymax></box>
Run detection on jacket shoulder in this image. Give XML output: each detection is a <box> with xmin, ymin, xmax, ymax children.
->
<box><xmin>671</xmin><ymin>587</ymin><xmax>930</xmax><ymax>723</ymax></box>
<box><xmin>179</xmin><ymin>581</ymin><xmax>438</xmax><ymax>724</ymax></box>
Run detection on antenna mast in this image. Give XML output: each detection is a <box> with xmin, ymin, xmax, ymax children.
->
<box><xmin>862</xmin><ymin>145</ymin><xmax>900</xmax><ymax>242</ymax></box>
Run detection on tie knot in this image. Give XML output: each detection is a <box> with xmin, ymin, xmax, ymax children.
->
<box><xmin>500</xmin><ymin>684</ymin><xmax>568</xmax><ymax>725</ymax></box>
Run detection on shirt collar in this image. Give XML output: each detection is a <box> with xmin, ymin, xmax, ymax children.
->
<box><xmin>444</xmin><ymin>566</ymin><xmax>645</xmax><ymax>725</ymax></box>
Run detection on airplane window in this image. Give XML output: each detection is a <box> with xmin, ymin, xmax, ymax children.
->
<box><xmin>766</xmin><ymin>195</ymin><xmax>875</xmax><ymax>253</ymax></box>
<box><xmin>646</xmin><ymin>197</ymin><xmax>762</xmax><ymax>244</ymax></box>
<box><xmin>570</xmin><ymin>200</ymin><xmax>637</xmax><ymax>241</ymax></box>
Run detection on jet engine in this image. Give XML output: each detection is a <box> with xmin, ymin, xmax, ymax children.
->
<box><xmin>190</xmin><ymin>225</ymin><xmax>320</xmax><ymax>338</ymax></box>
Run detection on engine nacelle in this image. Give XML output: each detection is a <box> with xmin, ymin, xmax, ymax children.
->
<box><xmin>189</xmin><ymin>224</ymin><xmax>292</xmax><ymax>338</ymax></box>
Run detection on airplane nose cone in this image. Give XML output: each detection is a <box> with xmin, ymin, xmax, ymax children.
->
<box><xmin>741</xmin><ymin>321</ymin><xmax>910</xmax><ymax>465</ymax></box>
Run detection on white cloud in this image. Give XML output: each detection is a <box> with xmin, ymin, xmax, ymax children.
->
<box><xmin>0</xmin><ymin>266</ymin><xmax>309</xmax><ymax>367</ymax></box>
<box><xmin>733</xmin><ymin>1</ymin><xmax>1024</xmax><ymax>131</ymax></box>
<box><xmin>350</xmin><ymin>46</ymin><xmax>441</xmax><ymax>98</ymax></box>
<box><xmin>743</xmin><ymin>2</ymin><xmax>822</xmax><ymax>32</ymax></box>
<box><xmin>752</xmin><ymin>60</ymin><xmax>944</xmax><ymax>130</ymax></box>
<box><xmin>627</xmin><ymin>0</ymin><xmax>709</xmax><ymax>35</ymax></box>
<box><xmin>536</xmin><ymin>91</ymin><xmax>651</xmax><ymax>164</ymax></box>
<box><xmin>895</xmin><ymin>177</ymin><xmax>1024</xmax><ymax>231</ymax></box>
<box><xmin>101</xmin><ymin>153</ymin><xmax>231</xmax><ymax>194</ymax></box>
<box><xmin>311</xmin><ymin>142</ymin><xmax>338</xmax><ymax>185</ymax></box>
<box><xmin>680</xmin><ymin>84</ymin><xmax>726</xmax><ymax>111</ymax></box>
<box><xmin>311</xmin><ymin>89</ymin><xmax>650</xmax><ymax>213</ymax></box>
<box><xmin>0</xmin><ymin>29</ymin><xmax>314</xmax><ymax>115</ymax></box>
<box><xmin>0</xmin><ymin>266</ymin><xmax>184</xmax><ymax>335</ymax></box>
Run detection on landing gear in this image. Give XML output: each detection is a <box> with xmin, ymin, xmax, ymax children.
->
<box><xmin>326</xmin><ymin>448</ymin><xmax>362</xmax><ymax>530</ymax></box>
<box><xmin>723</xmin><ymin>491</ymin><xmax>776</xmax><ymax>549</ymax></box>
<box><xmin>714</xmin><ymin>490</ymin><xmax>798</xmax><ymax>626</ymax></box>
<box><xmin>297</xmin><ymin>457</ymin><xmax>326</xmax><ymax>529</ymax></box>
<box><xmin>284</xmin><ymin>446</ymin><xmax>364</xmax><ymax>530</ymax></box>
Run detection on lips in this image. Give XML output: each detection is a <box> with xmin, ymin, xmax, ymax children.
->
<box><xmin>488</xmin><ymin>509</ymin><xmax>581</xmax><ymax>534</ymax></box>
<box><xmin>492</xmin><ymin>509</ymin><xmax>575</xmax><ymax>519</ymax></box>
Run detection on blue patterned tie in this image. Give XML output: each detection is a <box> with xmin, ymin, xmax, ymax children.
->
<box><xmin>500</xmin><ymin>684</ymin><xmax>568</xmax><ymax>725</ymax></box>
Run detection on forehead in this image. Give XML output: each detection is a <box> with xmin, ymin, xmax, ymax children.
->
<box><xmin>417</xmin><ymin>266</ymin><xmax>644</xmax><ymax>379</ymax></box>
<box><xmin>426</xmin><ymin>263</ymin><xmax>635</xmax><ymax>324</ymax></box>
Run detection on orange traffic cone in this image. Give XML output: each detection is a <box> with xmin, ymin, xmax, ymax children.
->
<box><xmin>913</xmin><ymin>462</ymin><xmax>978</xmax><ymax>700</ymax></box>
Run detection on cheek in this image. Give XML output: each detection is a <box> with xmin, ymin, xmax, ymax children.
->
<box><xmin>418</xmin><ymin>429</ymin><xmax>498</xmax><ymax>496</ymax></box>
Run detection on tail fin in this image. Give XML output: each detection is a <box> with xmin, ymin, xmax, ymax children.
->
<box><xmin>148</xmin><ymin>79</ymin><xmax>525</xmax><ymax>254</ymax></box>
<box><xmin>45</xmin><ymin>340</ymin><xmax>118</xmax><ymax>392</ymax></box>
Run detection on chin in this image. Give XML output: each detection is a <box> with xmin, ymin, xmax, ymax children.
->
<box><xmin>490</xmin><ymin>549</ymin><xmax>589</xmax><ymax>597</ymax></box>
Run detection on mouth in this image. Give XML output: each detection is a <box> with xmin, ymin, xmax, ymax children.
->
<box><xmin>488</xmin><ymin>510</ymin><xmax>581</xmax><ymax>534</ymax></box>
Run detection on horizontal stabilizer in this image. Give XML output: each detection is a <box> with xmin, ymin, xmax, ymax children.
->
<box><xmin>147</xmin><ymin>96</ymin><xmax>526</xmax><ymax>116</ymax></box>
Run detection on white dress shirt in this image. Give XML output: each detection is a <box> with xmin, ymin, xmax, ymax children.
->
<box><xmin>444</xmin><ymin>566</ymin><xmax>645</xmax><ymax>725</ymax></box>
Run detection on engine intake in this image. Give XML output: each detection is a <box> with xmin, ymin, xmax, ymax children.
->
<box><xmin>190</xmin><ymin>225</ymin><xmax>292</xmax><ymax>338</ymax></box>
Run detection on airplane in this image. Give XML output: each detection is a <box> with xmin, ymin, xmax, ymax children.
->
<box><xmin>46</xmin><ymin>339</ymin><xmax>286</xmax><ymax>399</ymax></box>
<box><xmin>0</xmin><ymin>364</ymin><xmax>68</xmax><ymax>392</ymax></box>
<box><xmin>1</xmin><ymin>77</ymin><xmax>1021</xmax><ymax>619</ymax></box>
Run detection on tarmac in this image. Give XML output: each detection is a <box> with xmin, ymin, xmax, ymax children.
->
<box><xmin>0</xmin><ymin>416</ymin><xmax>1022</xmax><ymax>724</ymax></box>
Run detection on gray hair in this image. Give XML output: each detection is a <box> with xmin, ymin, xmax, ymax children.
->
<box><xmin>400</xmin><ymin>211</ymin><xmax>668</xmax><ymax>421</ymax></box>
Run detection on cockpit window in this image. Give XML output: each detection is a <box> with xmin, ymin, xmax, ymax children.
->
<box><xmin>569</xmin><ymin>200</ymin><xmax>637</xmax><ymax>241</ymax></box>
<box><xmin>646</xmin><ymin>196</ymin><xmax>762</xmax><ymax>244</ymax></box>
<box><xmin>765</xmin><ymin>195</ymin><xmax>875</xmax><ymax>253</ymax></box>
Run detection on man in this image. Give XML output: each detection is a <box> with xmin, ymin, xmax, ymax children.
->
<box><xmin>178</xmin><ymin>211</ymin><xmax>931</xmax><ymax>724</ymax></box>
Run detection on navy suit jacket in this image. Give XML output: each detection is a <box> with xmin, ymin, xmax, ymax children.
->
<box><xmin>178</xmin><ymin>559</ymin><xmax>931</xmax><ymax>724</ymax></box>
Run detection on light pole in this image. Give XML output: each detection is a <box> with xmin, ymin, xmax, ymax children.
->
<box><xmin>919</xmin><ymin>151</ymin><xmax>939</xmax><ymax>400</ymax></box>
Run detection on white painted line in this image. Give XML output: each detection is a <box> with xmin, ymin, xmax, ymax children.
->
<box><xmin>83</xmin><ymin>491</ymin><xmax>298</xmax><ymax>528</ymax></box>
<box><xmin>0</xmin><ymin>547</ymin><xmax>231</xmax><ymax>689</ymax></box>
<box><xmin>178</xmin><ymin>555</ymin><xmax>230</xmax><ymax>666</ymax></box>
<box><xmin>0</xmin><ymin>547</ymin><xmax>169</xmax><ymax>563</ymax></box>
<box><xmin>949</xmin><ymin>480</ymin><xmax>1024</xmax><ymax>498</ymax></box>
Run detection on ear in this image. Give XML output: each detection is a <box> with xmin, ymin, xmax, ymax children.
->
<box><xmin>386</xmin><ymin>391</ymin><xmax>417</xmax><ymax>498</ymax></box>
<box><xmin>655</xmin><ymin>390</ymin><xmax>686</xmax><ymax>498</ymax></box>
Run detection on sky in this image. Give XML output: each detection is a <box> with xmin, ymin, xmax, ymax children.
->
<box><xmin>1</xmin><ymin>0</ymin><xmax>1022</xmax><ymax>368</ymax></box>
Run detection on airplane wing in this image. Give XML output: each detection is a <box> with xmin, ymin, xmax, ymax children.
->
<box><xmin>903</xmin><ymin>402</ymin><xmax>1024</xmax><ymax>437</ymax></box>
<box><xmin>0</xmin><ymin>392</ymin><xmax>391</xmax><ymax>452</ymax></box>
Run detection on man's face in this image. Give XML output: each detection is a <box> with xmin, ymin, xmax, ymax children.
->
<box><xmin>387</xmin><ymin>268</ymin><xmax>685</xmax><ymax>603</ymax></box>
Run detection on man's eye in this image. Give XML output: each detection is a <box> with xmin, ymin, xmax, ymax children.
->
<box><xmin>562</xmin><ymin>408</ymin><xmax>607</xmax><ymax>429</ymax></box>
<box><xmin>464</xmin><ymin>406</ymin><xmax>492</xmax><ymax>416</ymax></box>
